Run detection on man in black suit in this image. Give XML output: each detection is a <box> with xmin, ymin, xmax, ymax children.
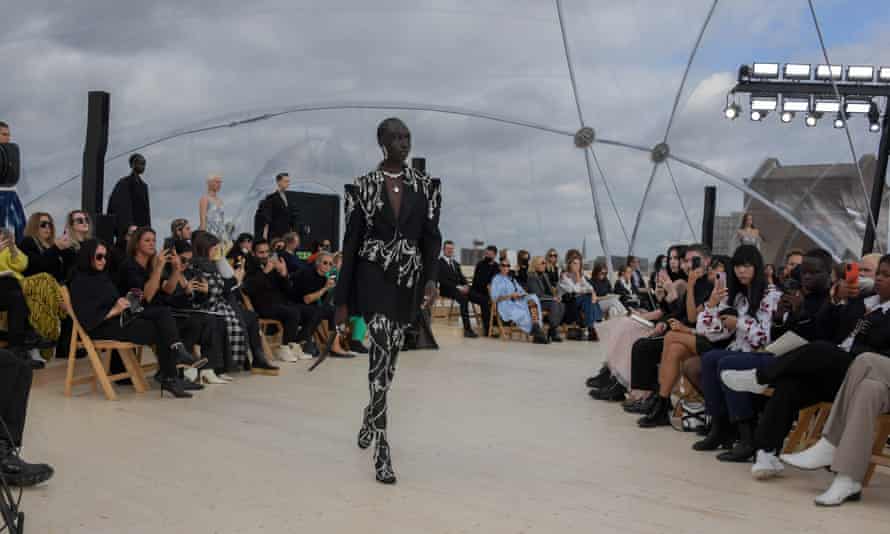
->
<box><xmin>107</xmin><ymin>153</ymin><xmax>150</xmax><ymax>244</ymax></box>
<box><xmin>256</xmin><ymin>172</ymin><xmax>293</xmax><ymax>241</ymax></box>
<box><xmin>437</xmin><ymin>240</ymin><xmax>481</xmax><ymax>338</ymax></box>
<box><xmin>335</xmin><ymin>117</ymin><xmax>441</xmax><ymax>485</ymax></box>
<box><xmin>471</xmin><ymin>245</ymin><xmax>499</xmax><ymax>334</ymax></box>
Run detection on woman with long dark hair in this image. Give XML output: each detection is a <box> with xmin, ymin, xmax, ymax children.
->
<box><xmin>68</xmin><ymin>239</ymin><xmax>206</xmax><ymax>397</ymax></box>
<box><xmin>693</xmin><ymin>245</ymin><xmax>781</xmax><ymax>460</ymax></box>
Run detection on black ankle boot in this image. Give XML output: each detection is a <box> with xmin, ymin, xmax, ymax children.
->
<box><xmin>586</xmin><ymin>366</ymin><xmax>612</xmax><ymax>388</ymax></box>
<box><xmin>0</xmin><ymin>440</ymin><xmax>54</xmax><ymax>487</ymax></box>
<box><xmin>549</xmin><ymin>327</ymin><xmax>563</xmax><ymax>342</ymax></box>
<box><xmin>590</xmin><ymin>379</ymin><xmax>627</xmax><ymax>401</ymax></box>
<box><xmin>160</xmin><ymin>377</ymin><xmax>193</xmax><ymax>399</ymax></box>
<box><xmin>717</xmin><ymin>419</ymin><xmax>756</xmax><ymax>462</ymax></box>
<box><xmin>374</xmin><ymin>435</ymin><xmax>396</xmax><ymax>484</ymax></box>
<box><xmin>692</xmin><ymin>415</ymin><xmax>736</xmax><ymax>451</ymax></box>
<box><xmin>637</xmin><ymin>396</ymin><xmax>672</xmax><ymax>428</ymax></box>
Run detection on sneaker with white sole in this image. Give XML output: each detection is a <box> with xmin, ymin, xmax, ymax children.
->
<box><xmin>780</xmin><ymin>437</ymin><xmax>836</xmax><ymax>470</ymax></box>
<box><xmin>720</xmin><ymin>369</ymin><xmax>767</xmax><ymax>394</ymax></box>
<box><xmin>752</xmin><ymin>449</ymin><xmax>784</xmax><ymax>480</ymax></box>
<box><xmin>288</xmin><ymin>342</ymin><xmax>312</xmax><ymax>360</ymax></box>
<box><xmin>275</xmin><ymin>346</ymin><xmax>298</xmax><ymax>363</ymax></box>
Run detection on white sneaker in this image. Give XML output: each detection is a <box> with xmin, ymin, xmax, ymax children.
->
<box><xmin>200</xmin><ymin>369</ymin><xmax>228</xmax><ymax>385</ymax></box>
<box><xmin>275</xmin><ymin>346</ymin><xmax>298</xmax><ymax>363</ymax></box>
<box><xmin>780</xmin><ymin>437</ymin><xmax>836</xmax><ymax>470</ymax></box>
<box><xmin>721</xmin><ymin>369</ymin><xmax>767</xmax><ymax>394</ymax></box>
<box><xmin>183</xmin><ymin>367</ymin><xmax>199</xmax><ymax>383</ymax></box>
<box><xmin>288</xmin><ymin>343</ymin><xmax>311</xmax><ymax>360</ymax></box>
<box><xmin>752</xmin><ymin>450</ymin><xmax>784</xmax><ymax>480</ymax></box>
<box><xmin>217</xmin><ymin>373</ymin><xmax>234</xmax><ymax>383</ymax></box>
<box><xmin>815</xmin><ymin>475</ymin><xmax>862</xmax><ymax>506</ymax></box>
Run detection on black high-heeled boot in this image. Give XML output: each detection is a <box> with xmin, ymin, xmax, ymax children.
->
<box><xmin>637</xmin><ymin>395</ymin><xmax>672</xmax><ymax>428</ymax></box>
<box><xmin>586</xmin><ymin>365</ymin><xmax>612</xmax><ymax>388</ymax></box>
<box><xmin>374</xmin><ymin>434</ymin><xmax>396</xmax><ymax>484</ymax></box>
<box><xmin>717</xmin><ymin>419</ymin><xmax>756</xmax><ymax>462</ymax></box>
<box><xmin>692</xmin><ymin>414</ymin><xmax>736</xmax><ymax>451</ymax></box>
<box><xmin>357</xmin><ymin>409</ymin><xmax>373</xmax><ymax>450</ymax></box>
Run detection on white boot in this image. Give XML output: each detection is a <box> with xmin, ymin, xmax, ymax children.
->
<box><xmin>780</xmin><ymin>437</ymin><xmax>835</xmax><ymax>470</ymax></box>
<box><xmin>751</xmin><ymin>449</ymin><xmax>784</xmax><ymax>480</ymax></box>
<box><xmin>814</xmin><ymin>474</ymin><xmax>862</xmax><ymax>506</ymax></box>
<box><xmin>200</xmin><ymin>369</ymin><xmax>228</xmax><ymax>385</ymax></box>
<box><xmin>275</xmin><ymin>345</ymin><xmax>298</xmax><ymax>363</ymax></box>
<box><xmin>720</xmin><ymin>369</ymin><xmax>767</xmax><ymax>394</ymax></box>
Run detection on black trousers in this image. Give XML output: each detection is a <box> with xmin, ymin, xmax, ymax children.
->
<box><xmin>0</xmin><ymin>277</ymin><xmax>28</xmax><ymax>347</ymax></box>
<box><xmin>468</xmin><ymin>289</ymin><xmax>491</xmax><ymax>332</ymax></box>
<box><xmin>0</xmin><ymin>350</ymin><xmax>32</xmax><ymax>446</ymax></box>
<box><xmin>630</xmin><ymin>336</ymin><xmax>665</xmax><ymax>391</ymax></box>
<box><xmin>175</xmin><ymin>312</ymin><xmax>225</xmax><ymax>372</ymax></box>
<box><xmin>90</xmin><ymin>305</ymin><xmax>182</xmax><ymax>378</ymax></box>
<box><xmin>754</xmin><ymin>341</ymin><xmax>856</xmax><ymax>452</ymax></box>
<box><xmin>260</xmin><ymin>304</ymin><xmax>319</xmax><ymax>344</ymax></box>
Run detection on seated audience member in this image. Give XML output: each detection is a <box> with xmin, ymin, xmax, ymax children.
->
<box><xmin>627</xmin><ymin>255</ymin><xmax>653</xmax><ymax>309</ymax></box>
<box><xmin>613</xmin><ymin>265</ymin><xmax>642</xmax><ymax>309</ymax></box>
<box><xmin>0</xmin><ymin>348</ymin><xmax>54</xmax><ymax>487</ymax></box>
<box><xmin>19</xmin><ymin>212</ymin><xmax>67</xmax><ymax>282</ymax></box>
<box><xmin>722</xmin><ymin>254</ymin><xmax>890</xmax><ymax>485</ymax></box>
<box><xmin>695</xmin><ymin>250</ymin><xmax>832</xmax><ymax>467</ymax></box>
<box><xmin>170</xmin><ymin>218</ymin><xmax>192</xmax><ymax>243</ymax></box>
<box><xmin>292</xmin><ymin>251</ymin><xmax>352</xmax><ymax>358</ymax></box>
<box><xmin>189</xmin><ymin>231</ymin><xmax>278</xmax><ymax>374</ymax></box>
<box><xmin>437</xmin><ymin>240</ymin><xmax>483</xmax><ymax>338</ymax></box>
<box><xmin>0</xmin><ymin>228</ymin><xmax>58</xmax><ymax>366</ymax></box>
<box><xmin>245</xmin><ymin>239</ymin><xmax>320</xmax><ymax>359</ymax></box>
<box><xmin>649</xmin><ymin>254</ymin><xmax>666</xmax><ymax>290</ymax></box>
<box><xmin>516</xmin><ymin>249</ymin><xmax>530</xmax><ymax>288</ymax></box>
<box><xmin>490</xmin><ymin>259</ymin><xmax>548</xmax><ymax>344</ymax></box>
<box><xmin>470</xmin><ymin>245</ymin><xmax>499</xmax><ymax>334</ymax></box>
<box><xmin>589</xmin><ymin>262</ymin><xmax>627</xmax><ymax>319</ymax></box>
<box><xmin>527</xmin><ymin>255</ymin><xmax>564</xmax><ymax>342</ymax></box>
<box><xmin>590</xmin><ymin>247</ymin><xmax>712</xmax><ymax>404</ymax></box>
<box><xmin>61</xmin><ymin>210</ymin><xmax>93</xmax><ymax>278</ymax></box>
<box><xmin>558</xmin><ymin>255</ymin><xmax>601</xmax><ymax>341</ymax></box>
<box><xmin>764</xmin><ymin>263</ymin><xmax>777</xmax><ymax>287</ymax></box>
<box><xmin>781</xmin><ymin>351</ymin><xmax>890</xmax><ymax>506</ymax></box>
<box><xmin>858</xmin><ymin>252</ymin><xmax>881</xmax><ymax>282</ymax></box>
<box><xmin>159</xmin><ymin>239</ymin><xmax>231</xmax><ymax>384</ymax></box>
<box><xmin>636</xmin><ymin>245</ymin><xmax>750</xmax><ymax>428</ymax></box>
<box><xmin>226</xmin><ymin>232</ymin><xmax>254</xmax><ymax>266</ymax></box>
<box><xmin>667</xmin><ymin>245</ymin><xmax>687</xmax><ymax>281</ymax></box>
<box><xmin>280</xmin><ymin>231</ymin><xmax>308</xmax><ymax>275</ymax></box>
<box><xmin>69</xmin><ymin>239</ymin><xmax>204</xmax><ymax>398</ymax></box>
<box><xmin>306</xmin><ymin>239</ymin><xmax>332</xmax><ymax>265</ymax></box>
<box><xmin>544</xmin><ymin>248</ymin><xmax>560</xmax><ymax>287</ymax></box>
<box><xmin>780</xmin><ymin>248</ymin><xmax>804</xmax><ymax>284</ymax></box>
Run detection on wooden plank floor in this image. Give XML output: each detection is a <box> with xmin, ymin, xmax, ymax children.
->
<box><xmin>21</xmin><ymin>325</ymin><xmax>890</xmax><ymax>533</ymax></box>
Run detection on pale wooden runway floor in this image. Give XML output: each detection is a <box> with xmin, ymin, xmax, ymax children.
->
<box><xmin>20</xmin><ymin>325</ymin><xmax>890</xmax><ymax>533</ymax></box>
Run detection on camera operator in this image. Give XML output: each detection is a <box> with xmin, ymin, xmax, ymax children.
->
<box><xmin>0</xmin><ymin>348</ymin><xmax>53</xmax><ymax>487</ymax></box>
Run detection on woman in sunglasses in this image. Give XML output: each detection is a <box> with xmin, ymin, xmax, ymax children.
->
<box><xmin>490</xmin><ymin>259</ymin><xmax>549</xmax><ymax>344</ymax></box>
<box><xmin>69</xmin><ymin>239</ymin><xmax>206</xmax><ymax>398</ymax></box>
<box><xmin>544</xmin><ymin>248</ymin><xmax>560</xmax><ymax>289</ymax></box>
<box><xmin>20</xmin><ymin>212</ymin><xmax>67</xmax><ymax>282</ymax></box>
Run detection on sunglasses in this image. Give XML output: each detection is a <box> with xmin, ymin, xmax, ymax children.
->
<box><xmin>547</xmin><ymin>253</ymin><xmax>557</xmax><ymax>257</ymax></box>
<box><xmin>320</xmin><ymin>260</ymin><xmax>332</xmax><ymax>266</ymax></box>
<box><xmin>500</xmin><ymin>263</ymin><xmax>511</xmax><ymax>268</ymax></box>
<box><xmin>94</xmin><ymin>253</ymin><xmax>107</xmax><ymax>261</ymax></box>
<box><xmin>39</xmin><ymin>220</ymin><xmax>52</xmax><ymax>228</ymax></box>
<box><xmin>73</xmin><ymin>217</ymin><xmax>88</xmax><ymax>224</ymax></box>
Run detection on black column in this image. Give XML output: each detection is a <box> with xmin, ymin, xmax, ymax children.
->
<box><xmin>81</xmin><ymin>91</ymin><xmax>110</xmax><ymax>219</ymax></box>
<box><xmin>863</xmin><ymin>113</ymin><xmax>890</xmax><ymax>255</ymax></box>
<box><xmin>702</xmin><ymin>185</ymin><xmax>716</xmax><ymax>251</ymax></box>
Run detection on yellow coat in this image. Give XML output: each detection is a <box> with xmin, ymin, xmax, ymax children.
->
<box><xmin>0</xmin><ymin>247</ymin><xmax>28</xmax><ymax>281</ymax></box>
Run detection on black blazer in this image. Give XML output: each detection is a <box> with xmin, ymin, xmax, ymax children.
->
<box><xmin>438</xmin><ymin>256</ymin><xmax>467</xmax><ymax>298</ymax></box>
<box><xmin>471</xmin><ymin>259</ymin><xmax>498</xmax><ymax>295</ymax></box>
<box><xmin>107</xmin><ymin>174</ymin><xmax>150</xmax><ymax>242</ymax></box>
<box><xmin>335</xmin><ymin>167</ymin><xmax>442</xmax><ymax>323</ymax></box>
<box><xmin>257</xmin><ymin>192</ymin><xmax>292</xmax><ymax>241</ymax></box>
<box><xmin>527</xmin><ymin>272</ymin><xmax>557</xmax><ymax>300</ymax></box>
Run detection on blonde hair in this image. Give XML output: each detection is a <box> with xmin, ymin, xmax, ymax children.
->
<box><xmin>530</xmin><ymin>255</ymin><xmax>546</xmax><ymax>271</ymax></box>
<box><xmin>24</xmin><ymin>212</ymin><xmax>55</xmax><ymax>246</ymax></box>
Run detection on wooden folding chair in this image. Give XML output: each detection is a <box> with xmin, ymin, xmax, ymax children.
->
<box><xmin>241</xmin><ymin>292</ymin><xmax>284</xmax><ymax>356</ymax></box>
<box><xmin>488</xmin><ymin>297</ymin><xmax>530</xmax><ymax>341</ymax></box>
<box><xmin>782</xmin><ymin>402</ymin><xmax>833</xmax><ymax>454</ymax></box>
<box><xmin>60</xmin><ymin>287</ymin><xmax>154</xmax><ymax>400</ymax></box>
<box><xmin>863</xmin><ymin>414</ymin><xmax>890</xmax><ymax>487</ymax></box>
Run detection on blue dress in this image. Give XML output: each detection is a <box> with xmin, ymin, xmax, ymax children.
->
<box><xmin>490</xmin><ymin>274</ymin><xmax>542</xmax><ymax>334</ymax></box>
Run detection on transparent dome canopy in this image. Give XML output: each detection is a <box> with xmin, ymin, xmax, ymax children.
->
<box><xmin>8</xmin><ymin>0</ymin><xmax>890</xmax><ymax>266</ymax></box>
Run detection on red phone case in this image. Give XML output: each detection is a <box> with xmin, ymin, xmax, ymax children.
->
<box><xmin>846</xmin><ymin>263</ymin><xmax>859</xmax><ymax>285</ymax></box>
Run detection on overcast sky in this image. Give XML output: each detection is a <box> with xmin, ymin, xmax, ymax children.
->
<box><xmin>3</xmin><ymin>0</ymin><xmax>890</xmax><ymax>260</ymax></box>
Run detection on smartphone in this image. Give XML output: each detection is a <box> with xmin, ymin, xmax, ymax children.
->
<box><xmin>691</xmin><ymin>256</ymin><xmax>702</xmax><ymax>270</ymax></box>
<box><xmin>846</xmin><ymin>262</ymin><xmax>860</xmax><ymax>287</ymax></box>
<box><xmin>715</xmin><ymin>271</ymin><xmax>726</xmax><ymax>288</ymax></box>
<box><xmin>163</xmin><ymin>237</ymin><xmax>174</xmax><ymax>251</ymax></box>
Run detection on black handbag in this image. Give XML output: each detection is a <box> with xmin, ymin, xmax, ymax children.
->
<box><xmin>402</xmin><ymin>308</ymin><xmax>438</xmax><ymax>351</ymax></box>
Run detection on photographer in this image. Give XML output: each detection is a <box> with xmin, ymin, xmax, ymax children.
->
<box><xmin>0</xmin><ymin>348</ymin><xmax>53</xmax><ymax>487</ymax></box>
<box><xmin>292</xmin><ymin>251</ymin><xmax>353</xmax><ymax>357</ymax></box>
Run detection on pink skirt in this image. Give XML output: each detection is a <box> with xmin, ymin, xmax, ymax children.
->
<box><xmin>599</xmin><ymin>317</ymin><xmax>653</xmax><ymax>388</ymax></box>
